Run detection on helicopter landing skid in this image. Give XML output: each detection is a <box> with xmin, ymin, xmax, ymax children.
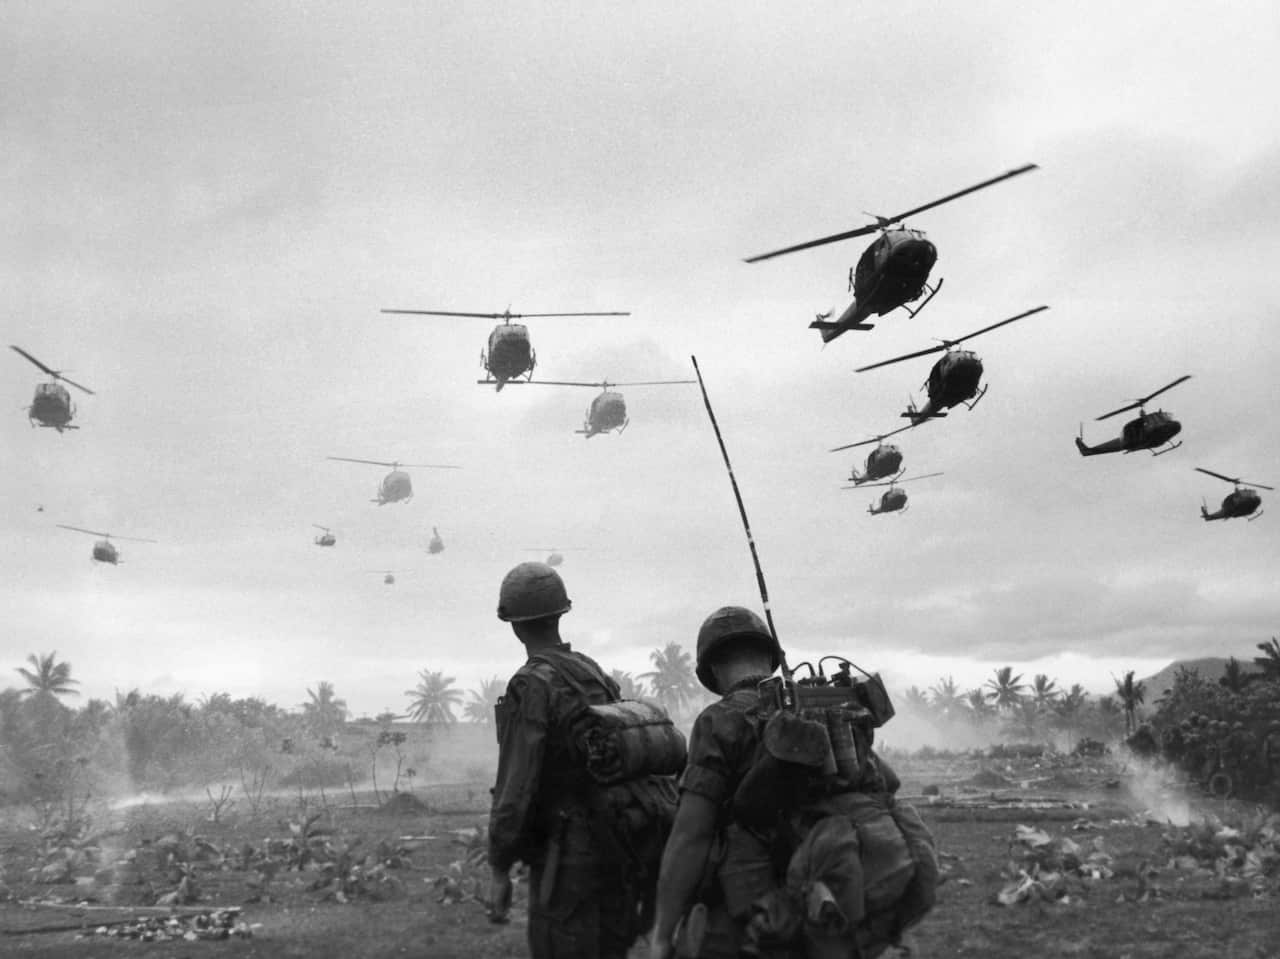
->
<box><xmin>1150</xmin><ymin>441</ymin><xmax>1182</xmax><ymax>456</ymax></box>
<box><xmin>903</xmin><ymin>278</ymin><xmax>943</xmax><ymax>319</ymax></box>
<box><xmin>1248</xmin><ymin>510</ymin><xmax>1264</xmax><ymax>522</ymax></box>
<box><xmin>963</xmin><ymin>385</ymin><xmax>988</xmax><ymax>411</ymax></box>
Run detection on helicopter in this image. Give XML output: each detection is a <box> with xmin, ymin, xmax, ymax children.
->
<box><xmin>313</xmin><ymin>525</ymin><xmax>337</xmax><ymax>547</ymax></box>
<box><xmin>327</xmin><ymin>456</ymin><xmax>461</xmax><ymax>505</ymax></box>
<box><xmin>743</xmin><ymin>164</ymin><xmax>1038</xmax><ymax>342</ymax></box>
<box><xmin>1195</xmin><ymin>468</ymin><xmax>1272</xmax><ymax>521</ymax></box>
<box><xmin>846</xmin><ymin>473</ymin><xmax>944</xmax><ymax>515</ymax></box>
<box><xmin>829</xmin><ymin>424</ymin><xmax>917</xmax><ymax>484</ymax></box>
<box><xmin>57</xmin><ymin>524</ymin><xmax>156</xmax><ymax>564</ymax></box>
<box><xmin>1075</xmin><ymin>376</ymin><xmax>1191</xmax><ymax>457</ymax></box>
<box><xmin>524</xmin><ymin>548</ymin><xmax>584</xmax><ymax>567</ymax></box>
<box><xmin>10</xmin><ymin>346</ymin><xmax>95</xmax><ymax>431</ymax></box>
<box><xmin>428</xmin><ymin>527</ymin><xmax>444</xmax><ymax>554</ymax></box>
<box><xmin>855</xmin><ymin>306</ymin><xmax>1048</xmax><ymax>424</ymax></box>
<box><xmin>380</xmin><ymin>307</ymin><xmax>630</xmax><ymax>391</ymax></box>
<box><xmin>525</xmin><ymin>379</ymin><xmax>696</xmax><ymax>437</ymax></box>
<box><xmin>367</xmin><ymin>569</ymin><xmax>403</xmax><ymax>585</ymax></box>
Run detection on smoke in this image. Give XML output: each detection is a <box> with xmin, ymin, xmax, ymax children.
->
<box><xmin>1120</xmin><ymin>752</ymin><xmax>1192</xmax><ymax>826</ymax></box>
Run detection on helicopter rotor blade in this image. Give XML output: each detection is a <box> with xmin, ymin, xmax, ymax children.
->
<box><xmin>877</xmin><ymin>163</ymin><xmax>1040</xmax><ymax>226</ymax></box>
<box><xmin>57</xmin><ymin>524</ymin><xmax>110</xmax><ymax>538</ymax></box>
<box><xmin>1195</xmin><ymin>467</ymin><xmax>1274</xmax><ymax>490</ymax></box>
<box><xmin>854</xmin><ymin>343</ymin><xmax>947</xmax><ymax>373</ymax></box>
<box><xmin>743</xmin><ymin>164</ymin><xmax>1037</xmax><ymax>264</ymax></box>
<box><xmin>522</xmin><ymin>380</ymin><xmax>607</xmax><ymax>388</ymax></box>
<box><xmin>1138</xmin><ymin>374</ymin><xmax>1192</xmax><ymax>406</ymax></box>
<box><xmin>609</xmin><ymin>380</ymin><xmax>698</xmax><ymax>387</ymax></box>
<box><xmin>848</xmin><ymin>472</ymin><xmax>944</xmax><ymax>490</ymax></box>
<box><xmin>855</xmin><ymin>306</ymin><xmax>1046</xmax><ymax>373</ymax></box>
<box><xmin>896</xmin><ymin>472</ymin><xmax>945</xmax><ymax>484</ymax></box>
<box><xmin>394</xmin><ymin>464</ymin><xmax>463</xmax><ymax>470</ymax></box>
<box><xmin>829</xmin><ymin>423</ymin><xmax>915</xmax><ymax>452</ymax></box>
<box><xmin>10</xmin><ymin>345</ymin><xmax>57</xmax><ymax>376</ymax></box>
<box><xmin>1096</xmin><ymin>374</ymin><xmax>1191</xmax><ymax>421</ymax></box>
<box><xmin>382</xmin><ymin>309</ymin><xmax>630</xmax><ymax>319</ymax></box>
<box><xmin>327</xmin><ymin>456</ymin><xmax>395</xmax><ymax>467</ymax></box>
<box><xmin>744</xmin><ymin>223</ymin><xmax>883</xmax><ymax>263</ymax></box>
<box><xmin>10</xmin><ymin>345</ymin><xmax>96</xmax><ymax>393</ymax></box>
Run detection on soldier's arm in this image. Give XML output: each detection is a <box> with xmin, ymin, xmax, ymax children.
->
<box><xmin>650</xmin><ymin>791</ymin><xmax>718</xmax><ymax>952</ymax></box>
<box><xmin>488</xmin><ymin>676</ymin><xmax>551</xmax><ymax>871</ymax></box>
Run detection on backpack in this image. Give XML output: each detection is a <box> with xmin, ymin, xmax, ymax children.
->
<box><xmin>722</xmin><ymin>692</ymin><xmax>937</xmax><ymax>959</ymax></box>
<box><xmin>527</xmin><ymin>650</ymin><xmax>686</xmax><ymax>929</ymax></box>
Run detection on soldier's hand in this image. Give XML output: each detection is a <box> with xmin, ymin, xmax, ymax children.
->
<box><xmin>487</xmin><ymin>868</ymin><xmax>513</xmax><ymax>924</ymax></box>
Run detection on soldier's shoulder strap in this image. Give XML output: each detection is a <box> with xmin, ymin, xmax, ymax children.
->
<box><xmin>526</xmin><ymin>648</ymin><xmax>620</xmax><ymax>704</ymax></box>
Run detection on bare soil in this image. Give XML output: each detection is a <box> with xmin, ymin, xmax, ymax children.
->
<box><xmin>2</xmin><ymin>757</ymin><xmax>1276</xmax><ymax>958</ymax></box>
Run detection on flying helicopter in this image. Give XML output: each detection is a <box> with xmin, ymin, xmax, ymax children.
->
<box><xmin>313</xmin><ymin>525</ymin><xmax>337</xmax><ymax>547</ymax></box>
<box><xmin>524</xmin><ymin>378</ymin><xmax>696</xmax><ymax>437</ymax></box>
<box><xmin>10</xmin><ymin>346</ymin><xmax>95</xmax><ymax>431</ymax></box>
<box><xmin>327</xmin><ymin>456</ymin><xmax>461</xmax><ymax>505</ymax></box>
<box><xmin>829</xmin><ymin>424</ymin><xmax>917</xmax><ymax>484</ymax></box>
<box><xmin>743</xmin><ymin>164</ymin><xmax>1038</xmax><ymax>342</ymax></box>
<box><xmin>1075</xmin><ymin>376</ymin><xmax>1191</xmax><ymax>457</ymax></box>
<box><xmin>56</xmin><ymin>524</ymin><xmax>157</xmax><ymax>564</ymax></box>
<box><xmin>855</xmin><ymin>306</ymin><xmax>1047</xmax><ymax>424</ymax></box>
<box><xmin>428</xmin><ymin>527</ymin><xmax>444</xmax><ymax>554</ymax></box>
<box><xmin>846</xmin><ymin>473</ymin><xmax>943</xmax><ymax>515</ymax></box>
<box><xmin>1195</xmin><ymin>468</ymin><xmax>1272</xmax><ymax>521</ymax></box>
<box><xmin>524</xmin><ymin>548</ymin><xmax>584</xmax><ymax>567</ymax></box>
<box><xmin>368</xmin><ymin>569</ymin><xmax>404</xmax><ymax>585</ymax></box>
<box><xmin>380</xmin><ymin>307</ymin><xmax>630</xmax><ymax>391</ymax></box>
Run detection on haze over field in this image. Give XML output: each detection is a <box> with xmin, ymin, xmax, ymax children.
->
<box><xmin>4</xmin><ymin>2</ymin><xmax>1278</xmax><ymax>715</ymax></box>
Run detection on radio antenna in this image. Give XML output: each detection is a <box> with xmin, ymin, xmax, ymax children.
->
<box><xmin>691</xmin><ymin>356</ymin><xmax>791</xmax><ymax>677</ymax></box>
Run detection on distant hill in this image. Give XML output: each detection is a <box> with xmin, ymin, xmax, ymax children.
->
<box><xmin>1139</xmin><ymin>657</ymin><xmax>1248</xmax><ymax>703</ymax></box>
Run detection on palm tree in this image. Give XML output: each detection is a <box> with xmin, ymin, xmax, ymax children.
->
<box><xmin>1003</xmin><ymin>699</ymin><xmax>1043</xmax><ymax>742</ymax></box>
<box><xmin>641</xmin><ymin>643</ymin><xmax>699</xmax><ymax>718</ymax></box>
<box><xmin>928</xmin><ymin>676</ymin><xmax>965</xmax><ymax>720</ymax></box>
<box><xmin>984</xmin><ymin>667</ymin><xmax>1026</xmax><ymax>712</ymax></box>
<box><xmin>1113</xmin><ymin>671</ymin><xmax>1146</xmax><ymax>736</ymax></box>
<box><xmin>1053</xmin><ymin>684</ymin><xmax>1089</xmax><ymax>749</ymax></box>
<box><xmin>1219</xmin><ymin>657</ymin><xmax>1254</xmax><ymax>693</ymax></box>
<box><xmin>302</xmin><ymin>681</ymin><xmax>349</xmax><ymax>733</ymax></box>
<box><xmin>463</xmin><ymin>677</ymin><xmax>506</xmax><ymax>724</ymax></box>
<box><xmin>964</xmin><ymin>688</ymin><xmax>997</xmax><ymax>728</ymax></box>
<box><xmin>405</xmin><ymin>670</ymin><xmax>463</xmax><ymax>723</ymax></box>
<box><xmin>610</xmin><ymin>670</ymin><xmax>649</xmax><ymax>701</ymax></box>
<box><xmin>901</xmin><ymin>686</ymin><xmax>932</xmax><ymax>717</ymax></box>
<box><xmin>16</xmin><ymin>652</ymin><xmax>79</xmax><ymax>700</ymax></box>
<box><xmin>1029</xmin><ymin>674</ymin><xmax>1060</xmax><ymax>709</ymax></box>
<box><xmin>1253</xmin><ymin>637</ymin><xmax>1280</xmax><ymax>680</ymax></box>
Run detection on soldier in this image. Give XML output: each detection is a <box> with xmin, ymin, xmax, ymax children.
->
<box><xmin>486</xmin><ymin>561</ymin><xmax>644</xmax><ymax>959</ymax></box>
<box><xmin>650</xmin><ymin>607</ymin><xmax>934</xmax><ymax>959</ymax></box>
<box><xmin>649</xmin><ymin>606</ymin><xmax>783</xmax><ymax>959</ymax></box>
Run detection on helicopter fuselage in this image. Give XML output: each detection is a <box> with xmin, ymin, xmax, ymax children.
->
<box><xmin>902</xmin><ymin>350</ymin><xmax>984</xmax><ymax>422</ymax></box>
<box><xmin>579</xmin><ymin>391</ymin><xmax>628</xmax><ymax>438</ymax></box>
<box><xmin>315</xmin><ymin>534</ymin><xmax>336</xmax><ymax>547</ymax></box>
<box><xmin>29</xmin><ymin>382</ymin><xmax>75</xmax><ymax>430</ymax></box>
<box><xmin>376</xmin><ymin>470</ymin><xmax>413</xmax><ymax>505</ymax></box>
<box><xmin>484</xmin><ymin>324</ymin><xmax>535</xmax><ymax>390</ymax></box>
<box><xmin>1203</xmin><ymin>488</ymin><xmax>1262</xmax><ymax>521</ymax></box>
<box><xmin>92</xmin><ymin>540</ymin><xmax>119</xmax><ymax>564</ymax></box>
<box><xmin>813</xmin><ymin>230</ymin><xmax>939</xmax><ymax>343</ymax></box>
<box><xmin>1076</xmin><ymin>410</ymin><xmax>1182</xmax><ymax>456</ymax></box>
<box><xmin>851</xmin><ymin>444</ymin><xmax>903</xmax><ymax>484</ymax></box>
<box><xmin>869</xmin><ymin>487</ymin><xmax>909</xmax><ymax>515</ymax></box>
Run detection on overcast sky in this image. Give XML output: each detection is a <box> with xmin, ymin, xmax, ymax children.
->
<box><xmin>4</xmin><ymin>1</ymin><xmax>1278</xmax><ymax>716</ymax></box>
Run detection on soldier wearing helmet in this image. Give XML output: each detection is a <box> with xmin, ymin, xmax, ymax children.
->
<box><xmin>649</xmin><ymin>606</ymin><xmax>783</xmax><ymax>959</ymax></box>
<box><xmin>486</xmin><ymin>562</ymin><xmax>644</xmax><ymax>959</ymax></box>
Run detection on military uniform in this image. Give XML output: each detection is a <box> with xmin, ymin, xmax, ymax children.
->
<box><xmin>676</xmin><ymin>679</ymin><xmax>771</xmax><ymax>958</ymax></box>
<box><xmin>490</xmin><ymin>643</ymin><xmax>641</xmax><ymax>959</ymax></box>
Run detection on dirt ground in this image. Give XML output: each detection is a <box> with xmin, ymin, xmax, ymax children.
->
<box><xmin>2</xmin><ymin>755</ymin><xmax>1277</xmax><ymax>958</ymax></box>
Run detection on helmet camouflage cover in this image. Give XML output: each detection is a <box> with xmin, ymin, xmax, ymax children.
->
<box><xmin>695</xmin><ymin>605</ymin><xmax>782</xmax><ymax>693</ymax></box>
<box><xmin>497</xmin><ymin>561</ymin><xmax>572</xmax><ymax>622</ymax></box>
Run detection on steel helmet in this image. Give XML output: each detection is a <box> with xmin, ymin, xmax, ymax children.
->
<box><xmin>497</xmin><ymin>562</ymin><xmax>572</xmax><ymax>622</ymax></box>
<box><xmin>695</xmin><ymin>605</ymin><xmax>782</xmax><ymax>693</ymax></box>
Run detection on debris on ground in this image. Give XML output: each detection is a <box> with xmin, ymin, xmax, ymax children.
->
<box><xmin>74</xmin><ymin>907</ymin><xmax>253</xmax><ymax>941</ymax></box>
<box><xmin>1160</xmin><ymin>812</ymin><xmax>1280</xmax><ymax>899</ymax></box>
<box><xmin>994</xmin><ymin>823</ymin><xmax>1116</xmax><ymax>906</ymax></box>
